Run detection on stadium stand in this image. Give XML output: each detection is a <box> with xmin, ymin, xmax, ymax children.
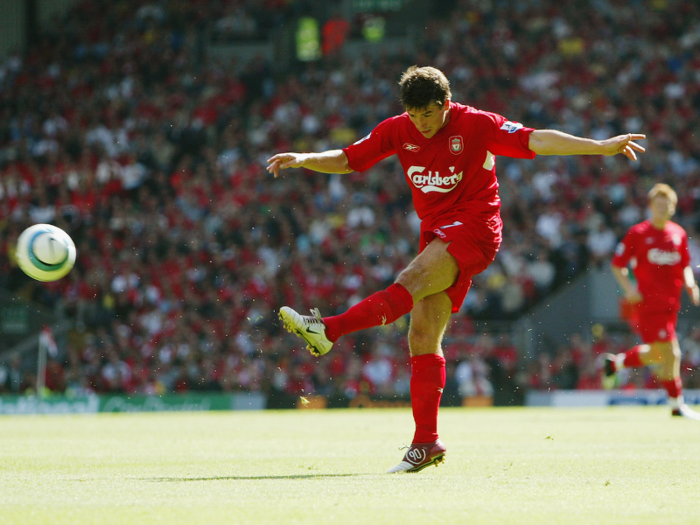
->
<box><xmin>1</xmin><ymin>0</ymin><xmax>700</xmax><ymax>402</ymax></box>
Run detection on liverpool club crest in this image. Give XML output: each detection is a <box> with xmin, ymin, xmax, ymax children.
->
<box><xmin>449</xmin><ymin>135</ymin><xmax>463</xmax><ymax>155</ymax></box>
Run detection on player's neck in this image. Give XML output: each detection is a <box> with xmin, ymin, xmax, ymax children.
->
<box><xmin>441</xmin><ymin>106</ymin><xmax>451</xmax><ymax>130</ymax></box>
<box><xmin>650</xmin><ymin>217</ymin><xmax>668</xmax><ymax>230</ymax></box>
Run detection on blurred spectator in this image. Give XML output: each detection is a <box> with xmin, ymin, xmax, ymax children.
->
<box><xmin>1</xmin><ymin>0</ymin><xmax>700</xmax><ymax>401</ymax></box>
<box><xmin>455</xmin><ymin>355</ymin><xmax>493</xmax><ymax>399</ymax></box>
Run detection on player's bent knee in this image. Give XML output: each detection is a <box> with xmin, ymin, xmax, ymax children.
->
<box><xmin>396</xmin><ymin>267</ymin><xmax>433</xmax><ymax>299</ymax></box>
<box><xmin>396</xmin><ymin>264</ymin><xmax>425</xmax><ymax>287</ymax></box>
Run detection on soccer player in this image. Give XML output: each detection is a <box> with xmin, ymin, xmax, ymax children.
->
<box><xmin>604</xmin><ymin>183</ymin><xmax>700</xmax><ymax>419</ymax></box>
<box><xmin>267</xmin><ymin>66</ymin><xmax>645</xmax><ymax>473</ymax></box>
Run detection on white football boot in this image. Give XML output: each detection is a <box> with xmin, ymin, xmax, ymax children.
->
<box><xmin>672</xmin><ymin>404</ymin><xmax>700</xmax><ymax>420</ymax></box>
<box><xmin>279</xmin><ymin>307</ymin><xmax>333</xmax><ymax>356</ymax></box>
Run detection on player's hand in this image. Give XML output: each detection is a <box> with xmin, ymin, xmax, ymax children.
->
<box><xmin>600</xmin><ymin>134</ymin><xmax>646</xmax><ymax>161</ymax></box>
<box><xmin>625</xmin><ymin>288</ymin><xmax>643</xmax><ymax>304</ymax></box>
<box><xmin>686</xmin><ymin>283</ymin><xmax>700</xmax><ymax>306</ymax></box>
<box><xmin>266</xmin><ymin>153</ymin><xmax>307</xmax><ymax>178</ymax></box>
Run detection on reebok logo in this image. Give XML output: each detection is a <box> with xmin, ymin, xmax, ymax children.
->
<box><xmin>403</xmin><ymin>143</ymin><xmax>420</xmax><ymax>152</ymax></box>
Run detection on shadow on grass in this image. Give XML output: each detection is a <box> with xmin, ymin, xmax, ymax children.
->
<box><xmin>143</xmin><ymin>473</ymin><xmax>367</xmax><ymax>482</ymax></box>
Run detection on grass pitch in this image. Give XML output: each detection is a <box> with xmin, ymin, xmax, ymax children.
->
<box><xmin>1</xmin><ymin>407</ymin><xmax>699</xmax><ymax>525</ymax></box>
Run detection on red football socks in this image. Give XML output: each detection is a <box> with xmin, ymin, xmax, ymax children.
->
<box><xmin>622</xmin><ymin>346</ymin><xmax>644</xmax><ymax>368</ymax></box>
<box><xmin>410</xmin><ymin>353</ymin><xmax>446</xmax><ymax>444</ymax></box>
<box><xmin>323</xmin><ymin>283</ymin><xmax>414</xmax><ymax>342</ymax></box>
<box><xmin>661</xmin><ymin>377</ymin><xmax>682</xmax><ymax>399</ymax></box>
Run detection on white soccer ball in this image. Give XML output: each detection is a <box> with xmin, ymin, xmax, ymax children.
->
<box><xmin>16</xmin><ymin>224</ymin><xmax>77</xmax><ymax>282</ymax></box>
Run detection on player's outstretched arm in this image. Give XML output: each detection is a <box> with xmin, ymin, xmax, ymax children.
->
<box><xmin>529</xmin><ymin>130</ymin><xmax>646</xmax><ymax>161</ymax></box>
<box><xmin>266</xmin><ymin>150</ymin><xmax>353</xmax><ymax>178</ymax></box>
<box><xmin>683</xmin><ymin>266</ymin><xmax>700</xmax><ymax>306</ymax></box>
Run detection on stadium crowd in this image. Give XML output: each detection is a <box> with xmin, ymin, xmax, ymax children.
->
<box><xmin>2</xmin><ymin>0</ymin><xmax>700</xmax><ymax>401</ymax></box>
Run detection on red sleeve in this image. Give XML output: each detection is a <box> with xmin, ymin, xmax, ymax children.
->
<box><xmin>611</xmin><ymin>229</ymin><xmax>636</xmax><ymax>268</ymax></box>
<box><xmin>342</xmin><ymin>118</ymin><xmax>397</xmax><ymax>172</ymax></box>
<box><xmin>479</xmin><ymin>111</ymin><xmax>536</xmax><ymax>159</ymax></box>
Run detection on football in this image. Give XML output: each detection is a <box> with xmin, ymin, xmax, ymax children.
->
<box><xmin>16</xmin><ymin>224</ymin><xmax>77</xmax><ymax>282</ymax></box>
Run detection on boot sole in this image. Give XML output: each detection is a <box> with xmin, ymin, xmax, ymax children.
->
<box><xmin>406</xmin><ymin>454</ymin><xmax>446</xmax><ymax>473</ymax></box>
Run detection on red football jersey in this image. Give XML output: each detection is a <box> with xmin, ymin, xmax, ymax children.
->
<box><xmin>342</xmin><ymin>102</ymin><xmax>535</xmax><ymax>222</ymax></box>
<box><xmin>611</xmin><ymin>220</ymin><xmax>690</xmax><ymax>313</ymax></box>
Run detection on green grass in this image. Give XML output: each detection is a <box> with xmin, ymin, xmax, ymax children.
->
<box><xmin>1</xmin><ymin>407</ymin><xmax>699</xmax><ymax>525</ymax></box>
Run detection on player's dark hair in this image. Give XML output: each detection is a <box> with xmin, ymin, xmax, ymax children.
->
<box><xmin>399</xmin><ymin>66</ymin><xmax>452</xmax><ymax>110</ymax></box>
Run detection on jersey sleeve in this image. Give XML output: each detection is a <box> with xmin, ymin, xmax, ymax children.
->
<box><xmin>342</xmin><ymin>118</ymin><xmax>398</xmax><ymax>173</ymax></box>
<box><xmin>479</xmin><ymin>111</ymin><xmax>536</xmax><ymax>159</ymax></box>
<box><xmin>611</xmin><ymin>229</ymin><xmax>636</xmax><ymax>268</ymax></box>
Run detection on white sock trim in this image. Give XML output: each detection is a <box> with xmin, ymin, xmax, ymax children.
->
<box><xmin>615</xmin><ymin>354</ymin><xmax>626</xmax><ymax>371</ymax></box>
<box><xmin>670</xmin><ymin>394</ymin><xmax>684</xmax><ymax>409</ymax></box>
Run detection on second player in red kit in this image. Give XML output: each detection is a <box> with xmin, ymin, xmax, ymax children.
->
<box><xmin>268</xmin><ymin>66</ymin><xmax>646</xmax><ymax>472</ymax></box>
<box><xmin>606</xmin><ymin>183</ymin><xmax>700</xmax><ymax>419</ymax></box>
